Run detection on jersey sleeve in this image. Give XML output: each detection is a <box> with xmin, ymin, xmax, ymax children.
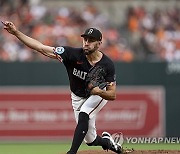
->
<box><xmin>54</xmin><ymin>46</ymin><xmax>73</xmax><ymax>63</ymax></box>
<box><xmin>105</xmin><ymin>62</ymin><xmax>116</xmax><ymax>82</ymax></box>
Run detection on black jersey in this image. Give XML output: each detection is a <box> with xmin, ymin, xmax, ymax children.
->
<box><xmin>55</xmin><ymin>46</ymin><xmax>116</xmax><ymax>98</ymax></box>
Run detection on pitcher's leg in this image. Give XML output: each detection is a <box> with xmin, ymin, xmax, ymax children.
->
<box><xmin>84</xmin><ymin>115</ymin><xmax>96</xmax><ymax>143</ymax></box>
<box><xmin>80</xmin><ymin>95</ymin><xmax>111</xmax><ymax>149</ymax></box>
<box><xmin>84</xmin><ymin>116</ymin><xmax>111</xmax><ymax>150</ymax></box>
<box><xmin>80</xmin><ymin>95</ymin><xmax>107</xmax><ymax>118</ymax></box>
<box><xmin>67</xmin><ymin>93</ymin><xmax>89</xmax><ymax>154</ymax></box>
<box><xmin>67</xmin><ymin>112</ymin><xmax>89</xmax><ymax>154</ymax></box>
<box><xmin>68</xmin><ymin>95</ymin><xmax>108</xmax><ymax>154</ymax></box>
<box><xmin>80</xmin><ymin>95</ymin><xmax>108</xmax><ymax>143</ymax></box>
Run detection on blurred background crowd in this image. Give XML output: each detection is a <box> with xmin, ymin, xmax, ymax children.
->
<box><xmin>0</xmin><ymin>0</ymin><xmax>180</xmax><ymax>62</ymax></box>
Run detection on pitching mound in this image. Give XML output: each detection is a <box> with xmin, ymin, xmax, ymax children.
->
<box><xmin>78</xmin><ymin>150</ymin><xmax>180</xmax><ymax>154</ymax></box>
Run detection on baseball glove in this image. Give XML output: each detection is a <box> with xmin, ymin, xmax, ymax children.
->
<box><xmin>85</xmin><ymin>65</ymin><xmax>107</xmax><ymax>96</ymax></box>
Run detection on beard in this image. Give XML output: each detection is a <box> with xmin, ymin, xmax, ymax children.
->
<box><xmin>83</xmin><ymin>49</ymin><xmax>95</xmax><ymax>55</ymax></box>
<box><xmin>83</xmin><ymin>45</ymin><xmax>98</xmax><ymax>55</ymax></box>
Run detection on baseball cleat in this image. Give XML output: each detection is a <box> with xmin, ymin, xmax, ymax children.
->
<box><xmin>102</xmin><ymin>132</ymin><xmax>122</xmax><ymax>154</ymax></box>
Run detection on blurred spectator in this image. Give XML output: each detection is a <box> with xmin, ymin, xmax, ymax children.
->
<box><xmin>1</xmin><ymin>1</ymin><xmax>179</xmax><ymax>62</ymax></box>
<box><xmin>0</xmin><ymin>0</ymin><xmax>133</xmax><ymax>62</ymax></box>
<box><xmin>126</xmin><ymin>6</ymin><xmax>180</xmax><ymax>62</ymax></box>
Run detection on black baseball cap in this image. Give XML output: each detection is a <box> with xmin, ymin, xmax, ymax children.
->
<box><xmin>81</xmin><ymin>28</ymin><xmax>102</xmax><ymax>41</ymax></box>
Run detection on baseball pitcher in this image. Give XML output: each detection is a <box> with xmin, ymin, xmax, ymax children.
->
<box><xmin>2</xmin><ymin>21</ymin><xmax>122</xmax><ymax>154</ymax></box>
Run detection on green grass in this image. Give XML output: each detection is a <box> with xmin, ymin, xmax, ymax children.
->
<box><xmin>0</xmin><ymin>142</ymin><xmax>101</xmax><ymax>154</ymax></box>
<box><xmin>0</xmin><ymin>142</ymin><xmax>179</xmax><ymax>154</ymax></box>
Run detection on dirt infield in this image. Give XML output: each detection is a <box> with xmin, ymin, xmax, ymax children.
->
<box><xmin>78</xmin><ymin>150</ymin><xmax>180</xmax><ymax>154</ymax></box>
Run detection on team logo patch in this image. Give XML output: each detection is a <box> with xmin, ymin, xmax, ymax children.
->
<box><xmin>88</xmin><ymin>28</ymin><xmax>93</xmax><ymax>34</ymax></box>
<box><xmin>55</xmin><ymin>47</ymin><xmax>65</xmax><ymax>54</ymax></box>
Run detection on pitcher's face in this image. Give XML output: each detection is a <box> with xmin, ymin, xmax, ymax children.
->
<box><xmin>82</xmin><ymin>37</ymin><xmax>101</xmax><ymax>55</ymax></box>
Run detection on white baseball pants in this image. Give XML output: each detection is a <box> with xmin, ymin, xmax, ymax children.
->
<box><xmin>71</xmin><ymin>92</ymin><xmax>108</xmax><ymax>143</ymax></box>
